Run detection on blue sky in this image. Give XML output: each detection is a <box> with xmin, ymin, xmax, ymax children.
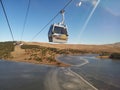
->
<box><xmin>0</xmin><ymin>0</ymin><xmax>120</xmax><ymax>44</ymax></box>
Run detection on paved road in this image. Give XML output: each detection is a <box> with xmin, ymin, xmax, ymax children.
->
<box><xmin>0</xmin><ymin>55</ymin><xmax>97</xmax><ymax>90</ymax></box>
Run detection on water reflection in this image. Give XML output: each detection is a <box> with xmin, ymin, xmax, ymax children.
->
<box><xmin>71</xmin><ymin>55</ymin><xmax>120</xmax><ymax>90</ymax></box>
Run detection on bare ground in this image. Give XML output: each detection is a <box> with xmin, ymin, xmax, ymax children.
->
<box><xmin>7</xmin><ymin>42</ymin><xmax>120</xmax><ymax>66</ymax></box>
<box><xmin>10</xmin><ymin>45</ymin><xmax>69</xmax><ymax>66</ymax></box>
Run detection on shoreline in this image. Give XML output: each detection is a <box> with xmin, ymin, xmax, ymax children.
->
<box><xmin>3</xmin><ymin>56</ymin><xmax>70</xmax><ymax>67</ymax></box>
<box><xmin>96</xmin><ymin>55</ymin><xmax>109</xmax><ymax>59</ymax></box>
<box><xmin>0</xmin><ymin>41</ymin><xmax>120</xmax><ymax>66</ymax></box>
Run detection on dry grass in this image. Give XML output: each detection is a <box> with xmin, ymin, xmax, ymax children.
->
<box><xmin>25</xmin><ymin>42</ymin><xmax>120</xmax><ymax>53</ymax></box>
<box><xmin>7</xmin><ymin>42</ymin><xmax>120</xmax><ymax>66</ymax></box>
<box><xmin>10</xmin><ymin>45</ymin><xmax>70</xmax><ymax>66</ymax></box>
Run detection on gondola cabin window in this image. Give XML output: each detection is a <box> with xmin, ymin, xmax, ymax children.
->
<box><xmin>54</xmin><ymin>26</ymin><xmax>67</xmax><ymax>35</ymax></box>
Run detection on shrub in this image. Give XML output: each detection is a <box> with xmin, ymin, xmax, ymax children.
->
<box><xmin>0</xmin><ymin>41</ymin><xmax>15</xmax><ymax>59</ymax></box>
<box><xmin>28</xmin><ymin>57</ymin><xmax>32</xmax><ymax>60</ymax></box>
<box><xmin>109</xmin><ymin>53</ymin><xmax>120</xmax><ymax>59</ymax></box>
<box><xmin>56</xmin><ymin>62</ymin><xmax>61</xmax><ymax>65</ymax></box>
<box><xmin>35</xmin><ymin>57</ymin><xmax>42</xmax><ymax>62</ymax></box>
<box><xmin>47</xmin><ymin>56</ymin><xmax>55</xmax><ymax>62</ymax></box>
<box><xmin>21</xmin><ymin>45</ymin><xmax>40</xmax><ymax>49</ymax></box>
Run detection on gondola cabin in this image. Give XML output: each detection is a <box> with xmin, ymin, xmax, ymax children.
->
<box><xmin>48</xmin><ymin>23</ymin><xmax>68</xmax><ymax>43</ymax></box>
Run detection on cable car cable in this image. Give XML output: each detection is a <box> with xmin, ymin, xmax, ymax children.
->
<box><xmin>31</xmin><ymin>12</ymin><xmax>59</xmax><ymax>41</ymax></box>
<box><xmin>21</xmin><ymin>0</ymin><xmax>31</xmax><ymax>41</ymax></box>
<box><xmin>30</xmin><ymin>0</ymin><xmax>74</xmax><ymax>41</ymax></box>
<box><xmin>0</xmin><ymin>0</ymin><xmax>14</xmax><ymax>41</ymax></box>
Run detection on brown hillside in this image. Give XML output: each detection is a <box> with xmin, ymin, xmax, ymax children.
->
<box><xmin>24</xmin><ymin>42</ymin><xmax>120</xmax><ymax>53</ymax></box>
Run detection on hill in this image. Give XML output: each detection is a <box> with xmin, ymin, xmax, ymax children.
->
<box><xmin>0</xmin><ymin>41</ymin><xmax>120</xmax><ymax>65</ymax></box>
<box><xmin>25</xmin><ymin>42</ymin><xmax>120</xmax><ymax>53</ymax></box>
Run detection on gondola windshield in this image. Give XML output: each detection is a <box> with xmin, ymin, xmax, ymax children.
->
<box><xmin>54</xmin><ymin>26</ymin><xmax>67</xmax><ymax>35</ymax></box>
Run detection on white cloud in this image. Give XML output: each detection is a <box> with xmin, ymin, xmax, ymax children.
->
<box><xmin>91</xmin><ymin>0</ymin><xmax>97</xmax><ymax>6</ymax></box>
<box><xmin>81</xmin><ymin>0</ymin><xmax>98</xmax><ymax>6</ymax></box>
<box><xmin>105</xmin><ymin>7</ymin><xmax>120</xmax><ymax>17</ymax></box>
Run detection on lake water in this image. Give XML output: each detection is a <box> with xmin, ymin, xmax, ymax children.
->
<box><xmin>70</xmin><ymin>55</ymin><xmax>120</xmax><ymax>90</ymax></box>
<box><xmin>0</xmin><ymin>60</ymin><xmax>56</xmax><ymax>90</ymax></box>
<box><xmin>0</xmin><ymin>55</ymin><xmax>120</xmax><ymax>90</ymax></box>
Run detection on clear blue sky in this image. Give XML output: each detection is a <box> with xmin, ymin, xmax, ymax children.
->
<box><xmin>0</xmin><ymin>0</ymin><xmax>120</xmax><ymax>44</ymax></box>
